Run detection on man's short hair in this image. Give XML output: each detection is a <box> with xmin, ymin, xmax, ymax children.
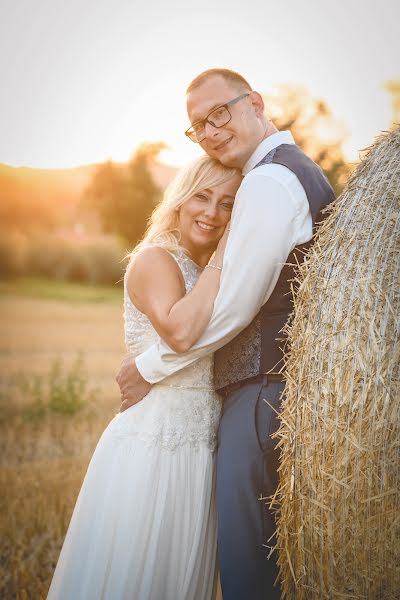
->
<box><xmin>186</xmin><ymin>68</ymin><xmax>253</xmax><ymax>95</ymax></box>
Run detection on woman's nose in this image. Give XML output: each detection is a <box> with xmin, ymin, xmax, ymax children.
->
<box><xmin>203</xmin><ymin>202</ymin><xmax>218</xmax><ymax>219</ymax></box>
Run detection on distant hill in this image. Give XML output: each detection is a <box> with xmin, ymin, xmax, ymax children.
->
<box><xmin>0</xmin><ymin>160</ymin><xmax>178</xmax><ymax>231</ymax></box>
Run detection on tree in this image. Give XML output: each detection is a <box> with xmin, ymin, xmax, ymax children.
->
<box><xmin>263</xmin><ymin>85</ymin><xmax>351</xmax><ymax>195</ymax></box>
<box><xmin>84</xmin><ymin>143</ymin><xmax>164</xmax><ymax>246</ymax></box>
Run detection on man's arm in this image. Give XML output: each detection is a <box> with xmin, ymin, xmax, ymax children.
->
<box><xmin>134</xmin><ymin>165</ymin><xmax>312</xmax><ymax>384</ymax></box>
<box><xmin>116</xmin><ymin>232</ymin><xmax>227</xmax><ymax>411</ymax></box>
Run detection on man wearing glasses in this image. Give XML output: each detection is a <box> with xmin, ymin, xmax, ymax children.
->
<box><xmin>117</xmin><ymin>69</ymin><xmax>335</xmax><ymax>599</ymax></box>
<box><xmin>185</xmin><ymin>91</ymin><xmax>250</xmax><ymax>144</ymax></box>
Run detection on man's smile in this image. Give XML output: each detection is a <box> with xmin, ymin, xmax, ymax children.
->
<box><xmin>213</xmin><ymin>136</ymin><xmax>233</xmax><ymax>151</ymax></box>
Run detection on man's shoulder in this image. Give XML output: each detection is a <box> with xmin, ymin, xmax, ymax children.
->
<box><xmin>273</xmin><ymin>143</ymin><xmax>319</xmax><ymax>169</ymax></box>
<box><xmin>243</xmin><ymin>161</ymin><xmax>299</xmax><ymax>187</ymax></box>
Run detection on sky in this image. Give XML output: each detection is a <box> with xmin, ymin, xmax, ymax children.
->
<box><xmin>1</xmin><ymin>0</ymin><xmax>399</xmax><ymax>169</ymax></box>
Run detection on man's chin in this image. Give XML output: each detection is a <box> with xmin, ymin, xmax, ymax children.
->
<box><xmin>217</xmin><ymin>152</ymin><xmax>241</xmax><ymax>168</ymax></box>
<box><xmin>212</xmin><ymin>145</ymin><xmax>237</xmax><ymax>167</ymax></box>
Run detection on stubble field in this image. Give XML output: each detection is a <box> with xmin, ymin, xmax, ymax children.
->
<box><xmin>0</xmin><ymin>287</ymin><xmax>125</xmax><ymax>599</ymax></box>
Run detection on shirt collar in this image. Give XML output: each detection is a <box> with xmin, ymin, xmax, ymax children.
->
<box><xmin>242</xmin><ymin>131</ymin><xmax>295</xmax><ymax>176</ymax></box>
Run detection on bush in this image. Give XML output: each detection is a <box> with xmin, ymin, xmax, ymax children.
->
<box><xmin>0</xmin><ymin>230</ymin><xmax>126</xmax><ymax>285</ymax></box>
<box><xmin>21</xmin><ymin>355</ymin><xmax>96</xmax><ymax>420</ymax></box>
<box><xmin>27</xmin><ymin>234</ymin><xmax>125</xmax><ymax>285</ymax></box>
<box><xmin>27</xmin><ymin>235</ymin><xmax>88</xmax><ymax>281</ymax></box>
<box><xmin>85</xmin><ymin>238</ymin><xmax>126</xmax><ymax>284</ymax></box>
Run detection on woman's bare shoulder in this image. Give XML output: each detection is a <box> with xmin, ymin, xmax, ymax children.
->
<box><xmin>126</xmin><ymin>247</ymin><xmax>185</xmax><ymax>307</ymax></box>
<box><xmin>127</xmin><ymin>246</ymin><xmax>181</xmax><ymax>277</ymax></box>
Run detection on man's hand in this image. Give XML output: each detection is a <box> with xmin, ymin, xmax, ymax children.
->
<box><xmin>116</xmin><ymin>354</ymin><xmax>152</xmax><ymax>412</ymax></box>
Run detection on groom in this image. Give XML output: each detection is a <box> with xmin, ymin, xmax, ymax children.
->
<box><xmin>117</xmin><ymin>68</ymin><xmax>335</xmax><ymax>599</ymax></box>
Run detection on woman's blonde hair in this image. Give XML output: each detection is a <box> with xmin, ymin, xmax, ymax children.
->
<box><xmin>128</xmin><ymin>155</ymin><xmax>239</xmax><ymax>263</ymax></box>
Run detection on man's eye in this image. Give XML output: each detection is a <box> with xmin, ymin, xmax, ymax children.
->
<box><xmin>222</xmin><ymin>203</ymin><xmax>233</xmax><ymax>210</ymax></box>
<box><xmin>211</xmin><ymin>108</ymin><xmax>225</xmax><ymax>119</ymax></box>
<box><xmin>193</xmin><ymin>123</ymin><xmax>204</xmax><ymax>134</ymax></box>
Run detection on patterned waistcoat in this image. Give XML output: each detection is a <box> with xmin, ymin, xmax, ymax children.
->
<box><xmin>213</xmin><ymin>143</ymin><xmax>335</xmax><ymax>393</ymax></box>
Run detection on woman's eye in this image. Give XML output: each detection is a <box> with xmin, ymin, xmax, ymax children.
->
<box><xmin>195</xmin><ymin>194</ymin><xmax>208</xmax><ymax>201</ymax></box>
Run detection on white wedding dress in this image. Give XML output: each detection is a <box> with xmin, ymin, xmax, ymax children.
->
<box><xmin>47</xmin><ymin>248</ymin><xmax>221</xmax><ymax>600</ymax></box>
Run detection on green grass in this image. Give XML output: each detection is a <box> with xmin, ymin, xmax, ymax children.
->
<box><xmin>20</xmin><ymin>355</ymin><xmax>97</xmax><ymax>420</ymax></box>
<box><xmin>0</xmin><ymin>276</ymin><xmax>124</xmax><ymax>303</ymax></box>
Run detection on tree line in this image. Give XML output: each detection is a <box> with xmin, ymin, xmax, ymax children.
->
<box><xmin>5</xmin><ymin>83</ymin><xmax>389</xmax><ymax>282</ymax></box>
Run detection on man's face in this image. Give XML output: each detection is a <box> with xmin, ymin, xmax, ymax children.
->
<box><xmin>186</xmin><ymin>76</ymin><xmax>265</xmax><ymax>169</ymax></box>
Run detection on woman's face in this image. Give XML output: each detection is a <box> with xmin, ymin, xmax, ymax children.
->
<box><xmin>177</xmin><ymin>174</ymin><xmax>242</xmax><ymax>258</ymax></box>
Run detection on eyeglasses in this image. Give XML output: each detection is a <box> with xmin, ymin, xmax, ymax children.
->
<box><xmin>185</xmin><ymin>93</ymin><xmax>250</xmax><ymax>143</ymax></box>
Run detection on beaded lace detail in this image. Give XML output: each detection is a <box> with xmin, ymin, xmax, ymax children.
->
<box><xmin>112</xmin><ymin>247</ymin><xmax>221</xmax><ymax>452</ymax></box>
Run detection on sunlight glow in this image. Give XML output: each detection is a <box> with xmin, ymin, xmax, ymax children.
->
<box><xmin>0</xmin><ymin>0</ymin><xmax>398</xmax><ymax>169</ymax></box>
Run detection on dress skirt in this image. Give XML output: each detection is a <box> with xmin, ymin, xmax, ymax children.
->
<box><xmin>47</xmin><ymin>387</ymin><xmax>219</xmax><ymax>600</ymax></box>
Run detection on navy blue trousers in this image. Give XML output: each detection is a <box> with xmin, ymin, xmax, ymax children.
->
<box><xmin>216</xmin><ymin>378</ymin><xmax>284</xmax><ymax>600</ymax></box>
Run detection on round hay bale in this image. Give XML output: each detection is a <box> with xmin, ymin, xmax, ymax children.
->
<box><xmin>275</xmin><ymin>127</ymin><xmax>400</xmax><ymax>600</ymax></box>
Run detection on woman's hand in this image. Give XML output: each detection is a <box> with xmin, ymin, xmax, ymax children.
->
<box><xmin>213</xmin><ymin>221</ymin><xmax>231</xmax><ymax>266</ymax></box>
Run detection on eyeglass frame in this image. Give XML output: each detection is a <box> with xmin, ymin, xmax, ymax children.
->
<box><xmin>184</xmin><ymin>92</ymin><xmax>251</xmax><ymax>143</ymax></box>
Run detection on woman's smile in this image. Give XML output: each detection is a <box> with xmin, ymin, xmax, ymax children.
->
<box><xmin>177</xmin><ymin>173</ymin><xmax>241</xmax><ymax>264</ymax></box>
<box><xmin>196</xmin><ymin>220</ymin><xmax>218</xmax><ymax>232</ymax></box>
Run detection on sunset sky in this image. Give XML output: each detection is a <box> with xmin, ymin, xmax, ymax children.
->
<box><xmin>1</xmin><ymin>0</ymin><xmax>398</xmax><ymax>169</ymax></box>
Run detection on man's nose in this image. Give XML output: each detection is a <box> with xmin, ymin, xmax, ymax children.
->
<box><xmin>204</xmin><ymin>121</ymin><xmax>220</xmax><ymax>139</ymax></box>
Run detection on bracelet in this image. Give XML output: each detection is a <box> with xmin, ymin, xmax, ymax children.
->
<box><xmin>205</xmin><ymin>263</ymin><xmax>222</xmax><ymax>271</ymax></box>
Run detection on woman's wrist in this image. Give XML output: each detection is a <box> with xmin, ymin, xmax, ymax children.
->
<box><xmin>211</xmin><ymin>252</ymin><xmax>223</xmax><ymax>267</ymax></box>
<box><xmin>205</xmin><ymin>262</ymin><xmax>222</xmax><ymax>272</ymax></box>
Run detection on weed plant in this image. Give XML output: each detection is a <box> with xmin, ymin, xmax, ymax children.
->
<box><xmin>20</xmin><ymin>355</ymin><xmax>96</xmax><ymax>420</ymax></box>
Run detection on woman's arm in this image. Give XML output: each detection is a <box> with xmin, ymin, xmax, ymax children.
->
<box><xmin>126</xmin><ymin>235</ymin><xmax>228</xmax><ymax>353</ymax></box>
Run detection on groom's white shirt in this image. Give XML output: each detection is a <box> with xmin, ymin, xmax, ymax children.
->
<box><xmin>136</xmin><ymin>131</ymin><xmax>313</xmax><ymax>383</ymax></box>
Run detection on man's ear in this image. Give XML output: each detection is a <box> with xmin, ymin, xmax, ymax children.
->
<box><xmin>249</xmin><ymin>91</ymin><xmax>265</xmax><ymax>118</ymax></box>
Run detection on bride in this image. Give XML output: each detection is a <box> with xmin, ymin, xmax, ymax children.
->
<box><xmin>47</xmin><ymin>156</ymin><xmax>242</xmax><ymax>600</ymax></box>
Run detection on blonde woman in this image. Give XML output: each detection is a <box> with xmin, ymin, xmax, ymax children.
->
<box><xmin>47</xmin><ymin>156</ymin><xmax>242</xmax><ymax>600</ymax></box>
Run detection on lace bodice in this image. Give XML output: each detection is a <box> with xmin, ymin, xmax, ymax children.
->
<box><xmin>123</xmin><ymin>248</ymin><xmax>214</xmax><ymax>387</ymax></box>
<box><xmin>112</xmin><ymin>247</ymin><xmax>221</xmax><ymax>452</ymax></box>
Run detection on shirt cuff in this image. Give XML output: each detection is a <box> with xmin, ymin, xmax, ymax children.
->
<box><xmin>135</xmin><ymin>345</ymin><xmax>170</xmax><ymax>384</ymax></box>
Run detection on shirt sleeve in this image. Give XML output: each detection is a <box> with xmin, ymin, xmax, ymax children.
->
<box><xmin>136</xmin><ymin>165</ymin><xmax>313</xmax><ymax>383</ymax></box>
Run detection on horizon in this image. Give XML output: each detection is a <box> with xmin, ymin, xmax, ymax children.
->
<box><xmin>0</xmin><ymin>153</ymin><xmax>179</xmax><ymax>172</ymax></box>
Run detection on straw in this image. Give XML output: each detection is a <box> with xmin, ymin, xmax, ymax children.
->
<box><xmin>272</xmin><ymin>127</ymin><xmax>400</xmax><ymax>599</ymax></box>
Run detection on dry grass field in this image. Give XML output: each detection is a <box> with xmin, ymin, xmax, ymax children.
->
<box><xmin>1</xmin><ymin>283</ymin><xmax>224</xmax><ymax>600</ymax></box>
<box><xmin>0</xmin><ymin>287</ymin><xmax>125</xmax><ymax>599</ymax></box>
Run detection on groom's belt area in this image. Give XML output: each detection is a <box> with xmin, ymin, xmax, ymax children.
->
<box><xmin>218</xmin><ymin>373</ymin><xmax>285</xmax><ymax>398</ymax></box>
